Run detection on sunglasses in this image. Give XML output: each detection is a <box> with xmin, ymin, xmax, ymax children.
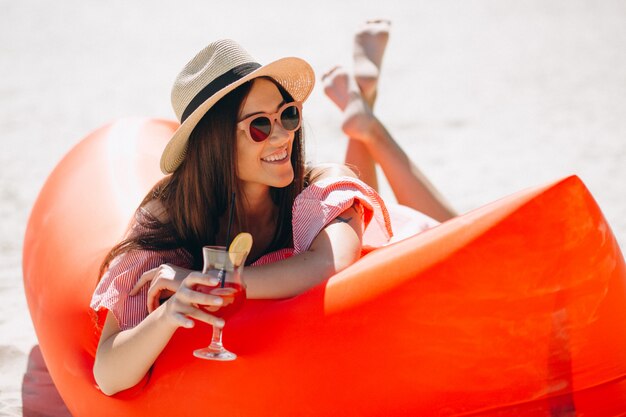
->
<box><xmin>237</xmin><ymin>101</ymin><xmax>302</xmax><ymax>142</ymax></box>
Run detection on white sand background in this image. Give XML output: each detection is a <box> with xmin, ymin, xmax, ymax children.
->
<box><xmin>1</xmin><ymin>0</ymin><xmax>625</xmax><ymax>415</ymax></box>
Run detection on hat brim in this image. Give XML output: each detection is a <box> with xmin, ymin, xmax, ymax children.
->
<box><xmin>160</xmin><ymin>57</ymin><xmax>315</xmax><ymax>174</ymax></box>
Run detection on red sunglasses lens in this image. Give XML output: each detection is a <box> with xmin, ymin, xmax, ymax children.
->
<box><xmin>249</xmin><ymin>117</ymin><xmax>272</xmax><ymax>142</ymax></box>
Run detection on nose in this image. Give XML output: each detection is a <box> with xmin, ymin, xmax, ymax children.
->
<box><xmin>268</xmin><ymin>119</ymin><xmax>293</xmax><ymax>146</ymax></box>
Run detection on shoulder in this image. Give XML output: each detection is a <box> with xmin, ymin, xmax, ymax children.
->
<box><xmin>292</xmin><ymin>173</ymin><xmax>391</xmax><ymax>253</ymax></box>
<box><xmin>297</xmin><ymin>172</ymin><xmax>376</xmax><ymax>204</ymax></box>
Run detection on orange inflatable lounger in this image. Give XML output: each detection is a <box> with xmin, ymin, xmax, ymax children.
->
<box><xmin>23</xmin><ymin>118</ymin><xmax>626</xmax><ymax>416</ymax></box>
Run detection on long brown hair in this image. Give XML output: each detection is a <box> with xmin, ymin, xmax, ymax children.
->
<box><xmin>99</xmin><ymin>77</ymin><xmax>305</xmax><ymax>277</ymax></box>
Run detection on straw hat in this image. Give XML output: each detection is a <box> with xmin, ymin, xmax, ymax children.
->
<box><xmin>160</xmin><ymin>39</ymin><xmax>316</xmax><ymax>174</ymax></box>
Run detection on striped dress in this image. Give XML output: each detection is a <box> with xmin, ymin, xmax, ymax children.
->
<box><xmin>90</xmin><ymin>176</ymin><xmax>437</xmax><ymax>330</ymax></box>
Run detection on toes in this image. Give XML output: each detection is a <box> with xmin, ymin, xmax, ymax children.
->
<box><xmin>322</xmin><ymin>66</ymin><xmax>348</xmax><ymax>83</ymax></box>
<box><xmin>358</xmin><ymin>19</ymin><xmax>392</xmax><ymax>35</ymax></box>
<box><xmin>322</xmin><ymin>66</ymin><xmax>342</xmax><ymax>81</ymax></box>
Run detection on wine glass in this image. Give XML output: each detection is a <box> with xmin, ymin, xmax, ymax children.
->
<box><xmin>193</xmin><ymin>245</ymin><xmax>247</xmax><ymax>361</ymax></box>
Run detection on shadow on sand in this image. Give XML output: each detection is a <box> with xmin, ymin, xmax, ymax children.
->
<box><xmin>22</xmin><ymin>346</ymin><xmax>71</xmax><ymax>417</ymax></box>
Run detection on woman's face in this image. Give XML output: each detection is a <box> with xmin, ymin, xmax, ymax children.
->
<box><xmin>236</xmin><ymin>79</ymin><xmax>296</xmax><ymax>193</ymax></box>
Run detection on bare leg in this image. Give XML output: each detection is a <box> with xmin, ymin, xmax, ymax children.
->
<box><xmin>323</xmin><ymin>66</ymin><xmax>378</xmax><ymax>190</ymax></box>
<box><xmin>324</xmin><ymin>20</ymin><xmax>454</xmax><ymax>221</ymax></box>
<box><xmin>322</xmin><ymin>20</ymin><xmax>390</xmax><ymax>191</ymax></box>
<box><xmin>342</xmin><ymin>86</ymin><xmax>457</xmax><ymax>222</ymax></box>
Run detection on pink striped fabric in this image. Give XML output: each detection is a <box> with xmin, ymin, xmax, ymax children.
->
<box><xmin>252</xmin><ymin>176</ymin><xmax>393</xmax><ymax>265</ymax></box>
<box><xmin>90</xmin><ymin>177</ymin><xmax>392</xmax><ymax>330</ymax></box>
<box><xmin>90</xmin><ymin>248</ymin><xmax>193</xmax><ymax>330</ymax></box>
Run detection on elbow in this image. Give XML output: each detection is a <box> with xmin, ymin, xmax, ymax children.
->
<box><xmin>93</xmin><ymin>369</ymin><xmax>117</xmax><ymax>396</ymax></box>
<box><xmin>93</xmin><ymin>355</ymin><xmax>150</xmax><ymax>396</ymax></box>
<box><xmin>93</xmin><ymin>356</ymin><xmax>129</xmax><ymax>396</ymax></box>
<box><xmin>329</xmin><ymin>236</ymin><xmax>362</xmax><ymax>275</ymax></box>
<box><xmin>316</xmin><ymin>248</ymin><xmax>360</xmax><ymax>282</ymax></box>
<box><xmin>93</xmin><ymin>360</ymin><xmax>121</xmax><ymax>396</ymax></box>
<box><xmin>332</xmin><ymin>250</ymin><xmax>361</xmax><ymax>275</ymax></box>
<box><xmin>97</xmin><ymin>384</ymin><xmax>119</xmax><ymax>397</ymax></box>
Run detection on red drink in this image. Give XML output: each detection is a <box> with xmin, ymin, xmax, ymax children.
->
<box><xmin>194</xmin><ymin>282</ymin><xmax>246</xmax><ymax>320</ymax></box>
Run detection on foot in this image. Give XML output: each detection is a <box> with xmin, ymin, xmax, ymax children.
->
<box><xmin>322</xmin><ymin>66</ymin><xmax>350</xmax><ymax>111</ymax></box>
<box><xmin>353</xmin><ymin>19</ymin><xmax>391</xmax><ymax>109</ymax></box>
<box><xmin>342</xmin><ymin>79</ymin><xmax>378</xmax><ymax>144</ymax></box>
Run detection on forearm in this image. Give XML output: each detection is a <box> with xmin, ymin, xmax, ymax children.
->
<box><xmin>245</xmin><ymin>219</ymin><xmax>362</xmax><ymax>299</ymax></box>
<box><xmin>245</xmin><ymin>251</ymin><xmax>333</xmax><ymax>299</ymax></box>
<box><xmin>93</xmin><ymin>306</ymin><xmax>178</xmax><ymax>395</ymax></box>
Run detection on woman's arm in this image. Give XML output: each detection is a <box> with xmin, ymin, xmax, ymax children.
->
<box><xmin>93</xmin><ymin>272</ymin><xmax>224</xmax><ymax>396</ymax></box>
<box><xmin>245</xmin><ymin>202</ymin><xmax>364</xmax><ymax>299</ymax></box>
<box><xmin>137</xmin><ymin>200</ymin><xmax>363</xmax><ymax>302</ymax></box>
<box><xmin>246</xmin><ymin>163</ymin><xmax>365</xmax><ymax>299</ymax></box>
<box><xmin>94</xmin><ymin>308</ymin><xmax>176</xmax><ymax>396</ymax></box>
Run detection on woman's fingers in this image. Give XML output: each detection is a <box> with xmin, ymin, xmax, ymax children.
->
<box><xmin>134</xmin><ymin>265</ymin><xmax>226</xmax><ymax>328</ymax></box>
<box><xmin>146</xmin><ymin>283</ymin><xmax>176</xmax><ymax>313</ymax></box>
<box><xmin>139</xmin><ymin>264</ymin><xmax>199</xmax><ymax>312</ymax></box>
<box><xmin>172</xmin><ymin>312</ymin><xmax>195</xmax><ymax>329</ymax></box>
<box><xmin>182</xmin><ymin>271</ymin><xmax>221</xmax><ymax>288</ymax></box>
<box><xmin>184</xmin><ymin>308</ymin><xmax>225</xmax><ymax>328</ymax></box>
<box><xmin>165</xmin><ymin>294</ymin><xmax>225</xmax><ymax>328</ymax></box>
<box><xmin>141</xmin><ymin>268</ymin><xmax>225</xmax><ymax>327</ymax></box>
<box><xmin>130</xmin><ymin>264</ymin><xmax>177</xmax><ymax>296</ymax></box>
<box><xmin>147</xmin><ymin>289</ymin><xmax>175</xmax><ymax>313</ymax></box>
<box><xmin>175</xmin><ymin>283</ymin><xmax>224</xmax><ymax>308</ymax></box>
<box><xmin>130</xmin><ymin>267</ymin><xmax>158</xmax><ymax>295</ymax></box>
<box><xmin>147</xmin><ymin>265</ymin><xmax>177</xmax><ymax>291</ymax></box>
<box><xmin>157</xmin><ymin>271</ymin><xmax>226</xmax><ymax>328</ymax></box>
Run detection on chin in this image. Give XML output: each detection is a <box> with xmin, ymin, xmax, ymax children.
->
<box><xmin>272</xmin><ymin>171</ymin><xmax>295</xmax><ymax>189</ymax></box>
<box><xmin>274</xmin><ymin>176</ymin><xmax>295</xmax><ymax>189</ymax></box>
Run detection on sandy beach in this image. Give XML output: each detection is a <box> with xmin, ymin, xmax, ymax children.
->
<box><xmin>1</xmin><ymin>0</ymin><xmax>625</xmax><ymax>415</ymax></box>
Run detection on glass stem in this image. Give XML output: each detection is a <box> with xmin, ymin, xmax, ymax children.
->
<box><xmin>211</xmin><ymin>325</ymin><xmax>224</xmax><ymax>350</ymax></box>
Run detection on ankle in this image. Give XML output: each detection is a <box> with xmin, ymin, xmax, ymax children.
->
<box><xmin>342</xmin><ymin>110</ymin><xmax>379</xmax><ymax>144</ymax></box>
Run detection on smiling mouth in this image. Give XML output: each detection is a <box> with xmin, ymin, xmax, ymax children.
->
<box><xmin>261</xmin><ymin>148</ymin><xmax>289</xmax><ymax>163</ymax></box>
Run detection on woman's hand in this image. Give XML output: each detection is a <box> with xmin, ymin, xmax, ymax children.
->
<box><xmin>130</xmin><ymin>265</ymin><xmax>226</xmax><ymax>328</ymax></box>
<box><xmin>130</xmin><ymin>264</ymin><xmax>190</xmax><ymax>313</ymax></box>
<box><xmin>159</xmin><ymin>272</ymin><xmax>226</xmax><ymax>329</ymax></box>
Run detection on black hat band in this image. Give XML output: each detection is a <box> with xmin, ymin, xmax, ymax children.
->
<box><xmin>181</xmin><ymin>62</ymin><xmax>262</xmax><ymax>123</ymax></box>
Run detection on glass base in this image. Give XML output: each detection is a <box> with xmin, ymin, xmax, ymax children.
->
<box><xmin>193</xmin><ymin>345</ymin><xmax>237</xmax><ymax>361</ymax></box>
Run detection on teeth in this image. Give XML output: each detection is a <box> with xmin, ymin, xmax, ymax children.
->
<box><xmin>262</xmin><ymin>149</ymin><xmax>288</xmax><ymax>162</ymax></box>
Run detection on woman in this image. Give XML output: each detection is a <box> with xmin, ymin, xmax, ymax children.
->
<box><xmin>92</xmin><ymin>23</ymin><xmax>454</xmax><ymax>396</ymax></box>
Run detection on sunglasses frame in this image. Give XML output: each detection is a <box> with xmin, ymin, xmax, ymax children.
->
<box><xmin>237</xmin><ymin>101</ymin><xmax>303</xmax><ymax>143</ymax></box>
